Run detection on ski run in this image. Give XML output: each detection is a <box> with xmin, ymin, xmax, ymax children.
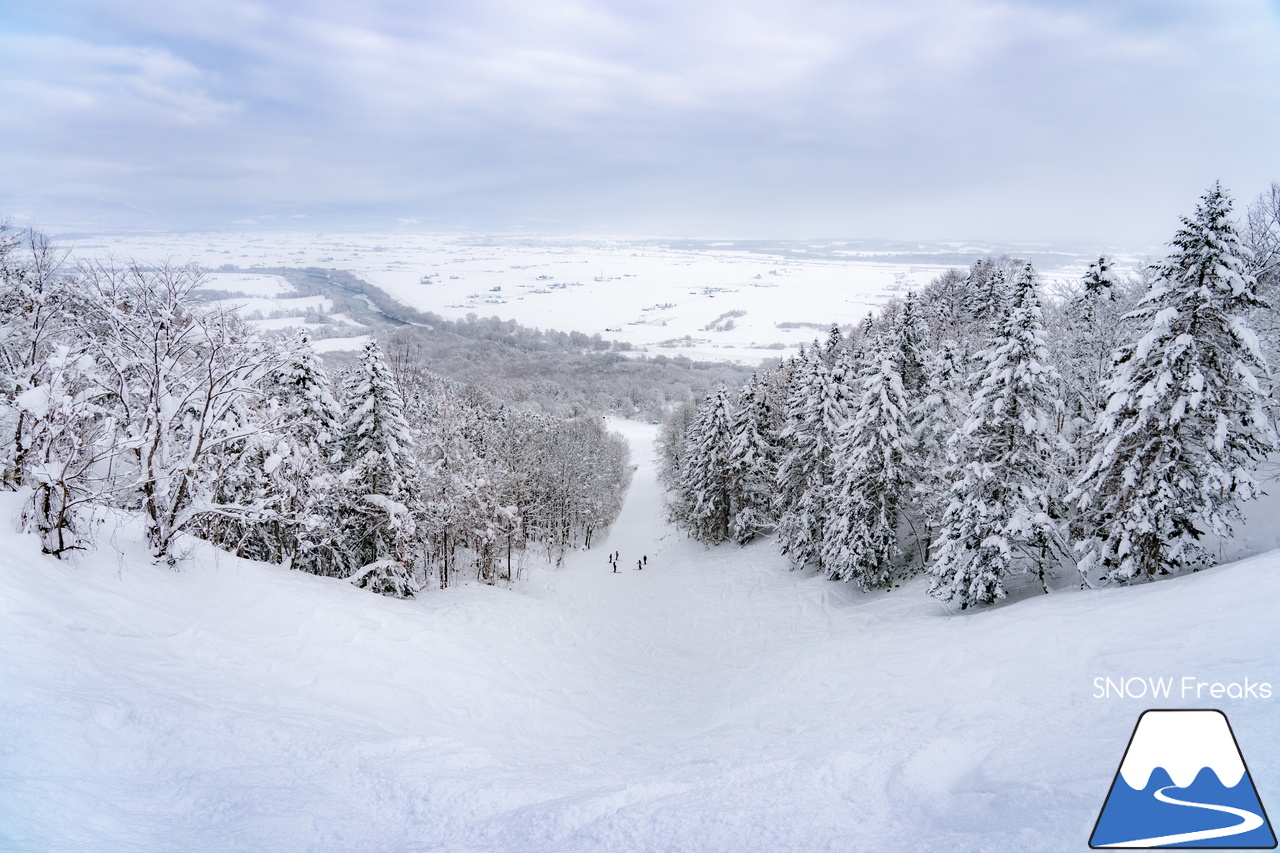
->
<box><xmin>2</xmin><ymin>417</ymin><xmax>1278</xmax><ymax>852</ymax></box>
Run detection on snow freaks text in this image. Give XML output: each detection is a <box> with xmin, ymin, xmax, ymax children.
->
<box><xmin>1093</xmin><ymin>677</ymin><xmax>1273</xmax><ymax>700</ymax></box>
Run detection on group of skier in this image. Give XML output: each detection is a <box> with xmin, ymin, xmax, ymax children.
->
<box><xmin>608</xmin><ymin>551</ymin><xmax>647</xmax><ymax>573</ymax></box>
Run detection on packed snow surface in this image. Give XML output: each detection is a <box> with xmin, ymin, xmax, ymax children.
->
<box><xmin>2</xmin><ymin>421</ymin><xmax>1277</xmax><ymax>851</ymax></box>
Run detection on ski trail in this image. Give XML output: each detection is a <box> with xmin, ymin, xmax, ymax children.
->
<box><xmin>7</xmin><ymin>417</ymin><xmax>1280</xmax><ymax>851</ymax></box>
<box><xmin>1103</xmin><ymin>785</ymin><xmax>1265</xmax><ymax>848</ymax></box>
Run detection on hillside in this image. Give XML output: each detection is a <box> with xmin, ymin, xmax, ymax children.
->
<box><xmin>1</xmin><ymin>421</ymin><xmax>1277</xmax><ymax>852</ymax></box>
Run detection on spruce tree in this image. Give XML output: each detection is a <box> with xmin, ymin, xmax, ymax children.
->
<box><xmin>914</xmin><ymin>339</ymin><xmax>968</xmax><ymax>547</ymax></box>
<box><xmin>965</xmin><ymin>259</ymin><xmax>1008</xmax><ymax>329</ymax></box>
<box><xmin>894</xmin><ymin>291</ymin><xmax>928</xmax><ymax>395</ymax></box>
<box><xmin>774</xmin><ymin>340</ymin><xmax>854</xmax><ymax>570</ymax></box>
<box><xmin>1074</xmin><ymin>184</ymin><xmax>1277</xmax><ymax>582</ymax></box>
<box><xmin>678</xmin><ymin>385</ymin><xmax>735</xmax><ymax>543</ymax></box>
<box><xmin>726</xmin><ymin>375</ymin><xmax>777</xmax><ymax>544</ymax></box>
<box><xmin>929</xmin><ymin>263</ymin><xmax>1066</xmax><ymax>608</ymax></box>
<box><xmin>264</xmin><ymin>332</ymin><xmax>345</xmax><ymax>573</ymax></box>
<box><xmin>338</xmin><ymin>340</ymin><xmax>418</xmax><ymax>596</ymax></box>
<box><xmin>1080</xmin><ymin>255</ymin><xmax>1117</xmax><ymax>315</ymax></box>
<box><xmin>271</xmin><ymin>332</ymin><xmax>342</xmax><ymax>459</ymax></box>
<box><xmin>824</xmin><ymin>315</ymin><xmax>921</xmax><ymax>588</ymax></box>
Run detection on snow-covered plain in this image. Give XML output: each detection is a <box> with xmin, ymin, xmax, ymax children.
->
<box><xmin>2</xmin><ymin>420</ymin><xmax>1277</xmax><ymax>852</ymax></box>
<box><xmin>72</xmin><ymin>233</ymin><xmax>1106</xmax><ymax>364</ymax></box>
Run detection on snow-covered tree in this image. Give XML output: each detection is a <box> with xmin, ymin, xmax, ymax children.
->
<box><xmin>892</xmin><ymin>291</ymin><xmax>928</xmax><ymax>395</ymax></box>
<box><xmin>1080</xmin><ymin>256</ymin><xmax>1117</xmax><ymax>311</ymax></box>
<box><xmin>1044</xmin><ymin>257</ymin><xmax>1143</xmax><ymax>474</ymax></box>
<box><xmin>929</xmin><ymin>262</ymin><xmax>1067</xmax><ymax>608</ymax></box>
<box><xmin>1243</xmin><ymin>181</ymin><xmax>1280</xmax><ymax>366</ymax></box>
<box><xmin>78</xmin><ymin>260</ymin><xmax>280</xmax><ymax>563</ymax></box>
<box><xmin>0</xmin><ymin>226</ymin><xmax>77</xmax><ymax>489</ymax></box>
<box><xmin>725</xmin><ymin>374</ymin><xmax>777</xmax><ymax>544</ymax></box>
<box><xmin>17</xmin><ymin>344</ymin><xmax>114</xmax><ymax>557</ymax></box>
<box><xmin>419</xmin><ymin>396</ymin><xmax>497</xmax><ymax>586</ymax></box>
<box><xmin>517</xmin><ymin>412</ymin><xmax>627</xmax><ymax>568</ymax></box>
<box><xmin>774</xmin><ymin>337</ymin><xmax>855</xmax><ymax>569</ymax></box>
<box><xmin>474</xmin><ymin>407</ymin><xmax>540</xmax><ymax>581</ymax></box>
<box><xmin>1074</xmin><ymin>184</ymin><xmax>1277</xmax><ymax>583</ymax></box>
<box><xmin>824</xmin><ymin>313</ymin><xmax>923</xmax><ymax>588</ymax></box>
<box><xmin>657</xmin><ymin>397</ymin><xmax>699</xmax><ymax>503</ymax></box>
<box><xmin>678</xmin><ymin>385</ymin><xmax>735</xmax><ymax>543</ymax></box>
<box><xmin>914</xmin><ymin>339</ymin><xmax>969</xmax><ymax>549</ymax></box>
<box><xmin>271</xmin><ymin>332</ymin><xmax>343</xmax><ymax>456</ymax></box>
<box><xmin>917</xmin><ymin>268</ymin><xmax>971</xmax><ymax>350</ymax></box>
<box><xmin>965</xmin><ymin>259</ymin><xmax>1008</xmax><ymax>330</ymax></box>
<box><xmin>200</xmin><ymin>332</ymin><xmax>346</xmax><ymax>573</ymax></box>
<box><xmin>337</xmin><ymin>340</ymin><xmax>419</xmax><ymax>596</ymax></box>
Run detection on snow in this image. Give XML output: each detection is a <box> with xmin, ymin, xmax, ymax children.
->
<box><xmin>2</xmin><ymin>420</ymin><xmax>1278</xmax><ymax>851</ymax></box>
<box><xmin>201</xmin><ymin>295</ymin><xmax>332</xmax><ymax>317</ymax></box>
<box><xmin>200</xmin><ymin>273</ymin><xmax>293</xmax><ymax>298</ymax></box>
<box><xmin>13</xmin><ymin>386</ymin><xmax>49</xmax><ymax>417</ymax></box>
<box><xmin>312</xmin><ymin>335</ymin><xmax>372</xmax><ymax>353</ymax></box>
<box><xmin>74</xmin><ymin>233</ymin><xmax>1105</xmax><ymax>366</ymax></box>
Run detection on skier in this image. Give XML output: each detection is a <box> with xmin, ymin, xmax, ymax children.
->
<box><xmin>637</xmin><ymin>559</ymin><xmax>642</xmax><ymax>570</ymax></box>
<box><xmin>643</xmin><ymin>555</ymin><xmax>647</xmax><ymax>566</ymax></box>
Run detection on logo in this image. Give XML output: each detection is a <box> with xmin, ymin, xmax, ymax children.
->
<box><xmin>1091</xmin><ymin>709</ymin><xmax>1276</xmax><ymax>848</ymax></box>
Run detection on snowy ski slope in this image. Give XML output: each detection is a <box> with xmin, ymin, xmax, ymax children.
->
<box><xmin>1</xmin><ymin>421</ymin><xmax>1277</xmax><ymax>851</ymax></box>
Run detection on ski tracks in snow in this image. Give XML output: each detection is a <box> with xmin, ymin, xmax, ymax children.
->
<box><xmin>6</xmin><ymin>419</ymin><xmax>1280</xmax><ymax>851</ymax></box>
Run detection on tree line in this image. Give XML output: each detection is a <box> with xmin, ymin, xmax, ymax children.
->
<box><xmin>0</xmin><ymin>234</ymin><xmax>632</xmax><ymax>596</ymax></box>
<box><xmin>661</xmin><ymin>183</ymin><xmax>1280</xmax><ymax>609</ymax></box>
<box><xmin>249</xmin><ymin>265</ymin><xmax>762</xmax><ymax>422</ymax></box>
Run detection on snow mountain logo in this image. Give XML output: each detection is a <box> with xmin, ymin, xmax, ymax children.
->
<box><xmin>1091</xmin><ymin>710</ymin><xmax>1276</xmax><ymax>848</ymax></box>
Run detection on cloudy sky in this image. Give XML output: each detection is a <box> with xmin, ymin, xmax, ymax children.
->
<box><xmin>2</xmin><ymin>0</ymin><xmax>1278</xmax><ymax>246</ymax></box>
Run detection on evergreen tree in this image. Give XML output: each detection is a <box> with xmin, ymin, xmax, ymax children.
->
<box><xmin>678</xmin><ymin>385</ymin><xmax>735</xmax><ymax>543</ymax></box>
<box><xmin>824</xmin><ymin>316</ymin><xmax>922</xmax><ymax>588</ymax></box>
<box><xmin>262</xmin><ymin>332</ymin><xmax>345</xmax><ymax>573</ymax></box>
<box><xmin>338</xmin><ymin>340</ymin><xmax>418</xmax><ymax>596</ymax></box>
<box><xmin>893</xmin><ymin>291</ymin><xmax>928</xmax><ymax>395</ymax></box>
<box><xmin>914</xmin><ymin>339</ymin><xmax>969</xmax><ymax>549</ymax></box>
<box><xmin>726</xmin><ymin>374</ymin><xmax>777</xmax><ymax>544</ymax></box>
<box><xmin>774</xmin><ymin>339</ymin><xmax>854</xmax><ymax>569</ymax></box>
<box><xmin>1080</xmin><ymin>255</ymin><xmax>1117</xmax><ymax>314</ymax></box>
<box><xmin>917</xmin><ymin>268</ymin><xmax>970</xmax><ymax>350</ymax></box>
<box><xmin>271</xmin><ymin>332</ymin><xmax>343</xmax><ymax>457</ymax></box>
<box><xmin>189</xmin><ymin>331</ymin><xmax>346</xmax><ymax>570</ymax></box>
<box><xmin>1074</xmin><ymin>184</ymin><xmax>1277</xmax><ymax>582</ymax></box>
<box><xmin>965</xmin><ymin>259</ymin><xmax>1008</xmax><ymax>329</ymax></box>
<box><xmin>929</xmin><ymin>263</ymin><xmax>1067</xmax><ymax>608</ymax></box>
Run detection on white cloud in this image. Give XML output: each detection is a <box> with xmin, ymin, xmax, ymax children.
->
<box><xmin>3</xmin><ymin>0</ymin><xmax>1279</xmax><ymax>242</ymax></box>
<box><xmin>0</xmin><ymin>32</ymin><xmax>235</xmax><ymax>127</ymax></box>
